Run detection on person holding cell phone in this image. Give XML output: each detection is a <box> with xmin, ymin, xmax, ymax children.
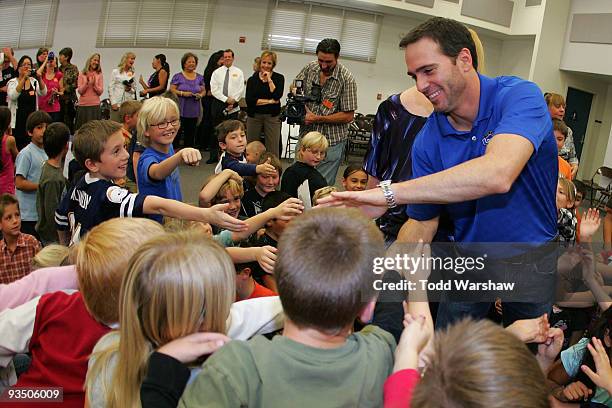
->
<box><xmin>7</xmin><ymin>55</ymin><xmax>47</xmax><ymax>149</ymax></box>
<box><xmin>38</xmin><ymin>51</ymin><xmax>64</xmax><ymax>123</ymax></box>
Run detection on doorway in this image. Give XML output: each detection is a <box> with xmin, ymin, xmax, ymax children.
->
<box><xmin>565</xmin><ymin>87</ymin><xmax>594</xmax><ymax>162</ymax></box>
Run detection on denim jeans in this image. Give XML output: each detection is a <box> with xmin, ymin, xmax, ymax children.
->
<box><xmin>316</xmin><ymin>139</ymin><xmax>346</xmax><ymax>186</ymax></box>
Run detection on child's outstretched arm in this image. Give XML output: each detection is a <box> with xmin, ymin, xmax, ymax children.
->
<box><xmin>229</xmin><ymin>198</ymin><xmax>303</xmax><ymax>242</ymax></box>
<box><xmin>198</xmin><ymin>169</ymin><xmax>242</xmax><ymax>207</ymax></box>
<box><xmin>147</xmin><ymin>148</ymin><xmax>201</xmax><ymax>181</ymax></box>
<box><xmin>143</xmin><ymin>196</ymin><xmax>247</xmax><ymax>232</ymax></box>
<box><xmin>226</xmin><ymin>246</ymin><xmax>277</xmax><ymax>274</ymax></box>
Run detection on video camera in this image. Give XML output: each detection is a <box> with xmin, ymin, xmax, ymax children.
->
<box><xmin>282</xmin><ymin>80</ymin><xmax>322</xmax><ymax>125</ymax></box>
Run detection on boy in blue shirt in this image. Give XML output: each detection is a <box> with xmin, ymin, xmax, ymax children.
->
<box><xmin>15</xmin><ymin>111</ymin><xmax>52</xmax><ymax>239</ymax></box>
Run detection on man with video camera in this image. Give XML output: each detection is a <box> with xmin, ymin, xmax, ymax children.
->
<box><xmin>293</xmin><ymin>38</ymin><xmax>357</xmax><ymax>185</ymax></box>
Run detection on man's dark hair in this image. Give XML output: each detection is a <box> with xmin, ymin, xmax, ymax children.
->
<box><xmin>26</xmin><ymin>111</ymin><xmax>52</xmax><ymax>134</ymax></box>
<box><xmin>224</xmin><ymin>49</ymin><xmax>235</xmax><ymax>58</ymax></box>
<box><xmin>316</xmin><ymin>38</ymin><xmax>341</xmax><ymax>58</ymax></box>
<box><xmin>399</xmin><ymin>17</ymin><xmax>478</xmax><ymax>71</ymax></box>
<box><xmin>59</xmin><ymin>47</ymin><xmax>73</xmax><ymax>62</ymax></box>
<box><xmin>262</xmin><ymin>190</ymin><xmax>291</xmax><ymax>212</ymax></box>
<box><xmin>43</xmin><ymin>122</ymin><xmax>70</xmax><ymax>158</ymax></box>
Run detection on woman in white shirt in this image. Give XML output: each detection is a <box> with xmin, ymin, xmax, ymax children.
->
<box><xmin>108</xmin><ymin>52</ymin><xmax>137</xmax><ymax>122</ymax></box>
<box><xmin>7</xmin><ymin>55</ymin><xmax>47</xmax><ymax>149</ymax></box>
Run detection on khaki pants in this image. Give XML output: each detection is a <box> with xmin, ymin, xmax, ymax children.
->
<box><xmin>246</xmin><ymin>114</ymin><xmax>281</xmax><ymax>158</ymax></box>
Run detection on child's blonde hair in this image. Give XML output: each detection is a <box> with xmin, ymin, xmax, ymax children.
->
<box><xmin>31</xmin><ymin>244</ymin><xmax>70</xmax><ymax>269</ymax></box>
<box><xmin>297</xmin><ymin>131</ymin><xmax>329</xmax><ymax>161</ymax></box>
<box><xmin>119</xmin><ymin>100</ymin><xmax>142</xmax><ymax>124</ymax></box>
<box><xmin>312</xmin><ymin>186</ymin><xmax>338</xmax><ymax>206</ymax></box>
<box><xmin>75</xmin><ymin>218</ymin><xmax>165</xmax><ymax>324</ymax></box>
<box><xmin>558</xmin><ymin>177</ymin><xmax>576</xmax><ymax>206</ymax></box>
<box><xmin>211</xmin><ymin>179</ymin><xmax>244</xmax><ymax>205</ymax></box>
<box><xmin>136</xmin><ymin>96</ymin><xmax>180</xmax><ymax>147</ymax></box>
<box><xmin>86</xmin><ymin>232</ymin><xmax>235</xmax><ymax>408</ymax></box>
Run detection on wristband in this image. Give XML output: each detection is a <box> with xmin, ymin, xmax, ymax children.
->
<box><xmin>378</xmin><ymin>180</ymin><xmax>397</xmax><ymax>209</ymax></box>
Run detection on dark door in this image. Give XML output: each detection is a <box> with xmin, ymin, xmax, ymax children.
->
<box><xmin>565</xmin><ymin>87</ymin><xmax>593</xmax><ymax>162</ymax></box>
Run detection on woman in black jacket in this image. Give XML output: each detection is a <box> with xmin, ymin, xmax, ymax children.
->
<box><xmin>245</xmin><ymin>51</ymin><xmax>284</xmax><ymax>158</ymax></box>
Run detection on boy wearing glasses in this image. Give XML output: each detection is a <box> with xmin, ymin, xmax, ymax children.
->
<box><xmin>281</xmin><ymin>131</ymin><xmax>329</xmax><ymax>200</ymax></box>
<box><xmin>136</xmin><ymin>97</ymin><xmax>201</xmax><ymax>211</ymax></box>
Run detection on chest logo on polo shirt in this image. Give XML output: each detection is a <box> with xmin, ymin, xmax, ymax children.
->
<box><xmin>482</xmin><ymin>131</ymin><xmax>494</xmax><ymax>146</ymax></box>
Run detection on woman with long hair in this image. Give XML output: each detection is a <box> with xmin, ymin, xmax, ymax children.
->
<box><xmin>139</xmin><ymin>54</ymin><xmax>169</xmax><ymax>99</ymax></box>
<box><xmin>38</xmin><ymin>52</ymin><xmax>64</xmax><ymax>122</ymax></box>
<box><xmin>245</xmin><ymin>50</ymin><xmax>285</xmax><ymax>158</ymax></box>
<box><xmin>108</xmin><ymin>51</ymin><xmax>137</xmax><ymax>122</ymax></box>
<box><xmin>170</xmin><ymin>52</ymin><xmax>205</xmax><ymax>149</ymax></box>
<box><xmin>76</xmin><ymin>53</ymin><xmax>103</xmax><ymax>130</ymax></box>
<box><xmin>7</xmin><ymin>55</ymin><xmax>47</xmax><ymax>149</ymax></box>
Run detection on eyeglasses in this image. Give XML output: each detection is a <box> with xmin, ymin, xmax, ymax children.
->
<box><xmin>152</xmin><ymin>119</ymin><xmax>179</xmax><ymax>129</ymax></box>
<box><xmin>305</xmin><ymin>148</ymin><xmax>326</xmax><ymax>157</ymax></box>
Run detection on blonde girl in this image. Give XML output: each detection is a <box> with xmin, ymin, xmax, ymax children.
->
<box><xmin>86</xmin><ymin>232</ymin><xmax>235</xmax><ymax>407</ymax></box>
<box><xmin>281</xmin><ymin>131</ymin><xmax>329</xmax><ymax>200</ymax></box>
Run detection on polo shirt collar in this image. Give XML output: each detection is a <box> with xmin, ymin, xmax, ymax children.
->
<box><xmin>436</xmin><ymin>73</ymin><xmax>497</xmax><ymax>137</ymax></box>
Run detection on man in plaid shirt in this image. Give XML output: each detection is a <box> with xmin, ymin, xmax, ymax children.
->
<box><xmin>295</xmin><ymin>38</ymin><xmax>357</xmax><ymax>185</ymax></box>
<box><xmin>0</xmin><ymin>194</ymin><xmax>41</xmax><ymax>284</ymax></box>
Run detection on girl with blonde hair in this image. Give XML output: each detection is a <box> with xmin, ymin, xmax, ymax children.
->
<box><xmin>86</xmin><ymin>231</ymin><xmax>284</xmax><ymax>407</ymax></box>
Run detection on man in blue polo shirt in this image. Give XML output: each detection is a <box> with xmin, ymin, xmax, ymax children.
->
<box><xmin>321</xmin><ymin>17</ymin><xmax>558</xmax><ymax>328</ymax></box>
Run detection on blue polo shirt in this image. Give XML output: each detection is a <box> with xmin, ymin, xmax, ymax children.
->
<box><xmin>406</xmin><ymin>74</ymin><xmax>557</xmax><ymax>244</ymax></box>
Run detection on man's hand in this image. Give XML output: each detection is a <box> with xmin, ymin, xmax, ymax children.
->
<box><xmin>256</xmin><ymin>158</ymin><xmax>277</xmax><ymax>176</ymax></box>
<box><xmin>157</xmin><ymin>332</ymin><xmax>230</xmax><ymax>364</ymax></box>
<box><xmin>180</xmin><ymin>147</ymin><xmax>202</xmax><ymax>166</ymax></box>
<box><xmin>581</xmin><ymin>337</ymin><xmax>612</xmax><ymax>395</ymax></box>
<box><xmin>304</xmin><ymin>106</ymin><xmax>318</xmax><ymax>125</ymax></box>
<box><xmin>316</xmin><ymin>188</ymin><xmax>388</xmax><ymax>219</ymax></box>
<box><xmin>111</xmin><ymin>104</ymin><xmax>119</xmax><ymax>111</ymax></box>
<box><xmin>256</xmin><ymin>246</ymin><xmax>277</xmax><ymax>274</ymax></box>
<box><xmin>226</xmin><ymin>97</ymin><xmax>236</xmax><ymax>106</ymax></box>
<box><xmin>272</xmin><ymin>197</ymin><xmax>304</xmax><ymax>221</ymax></box>
<box><xmin>506</xmin><ymin>313</ymin><xmax>550</xmax><ymax>343</ymax></box>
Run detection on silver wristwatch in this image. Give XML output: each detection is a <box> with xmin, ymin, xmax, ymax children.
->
<box><xmin>378</xmin><ymin>180</ymin><xmax>397</xmax><ymax>209</ymax></box>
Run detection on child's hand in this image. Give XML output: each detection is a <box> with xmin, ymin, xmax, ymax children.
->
<box><xmin>180</xmin><ymin>148</ymin><xmax>202</xmax><ymax>166</ymax></box>
<box><xmin>273</xmin><ymin>198</ymin><xmax>304</xmax><ymax>221</ymax></box>
<box><xmin>506</xmin><ymin>313</ymin><xmax>549</xmax><ymax>343</ymax></box>
<box><xmin>256</xmin><ymin>158</ymin><xmax>277</xmax><ymax>176</ymax></box>
<box><xmin>536</xmin><ymin>327</ymin><xmax>564</xmax><ymax>372</ymax></box>
<box><xmin>580</xmin><ymin>246</ymin><xmax>604</xmax><ymax>286</ymax></box>
<box><xmin>581</xmin><ymin>337</ymin><xmax>612</xmax><ymax>395</ymax></box>
<box><xmin>580</xmin><ymin>208</ymin><xmax>601</xmax><ymax>241</ymax></box>
<box><xmin>562</xmin><ymin>381</ymin><xmax>592</xmax><ymax>401</ymax></box>
<box><xmin>222</xmin><ymin>168</ymin><xmax>243</xmax><ymax>183</ymax></box>
<box><xmin>205</xmin><ymin>204</ymin><xmax>248</xmax><ymax>231</ymax></box>
<box><xmin>157</xmin><ymin>332</ymin><xmax>230</xmax><ymax>364</ymax></box>
<box><xmin>393</xmin><ymin>312</ymin><xmax>431</xmax><ymax>373</ymax></box>
<box><xmin>256</xmin><ymin>245</ymin><xmax>277</xmax><ymax>274</ymax></box>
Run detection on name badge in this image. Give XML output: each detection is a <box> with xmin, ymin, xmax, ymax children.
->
<box><xmin>29</xmin><ymin>90</ymin><xmax>35</xmax><ymax>96</ymax></box>
<box><xmin>322</xmin><ymin>99</ymin><xmax>333</xmax><ymax>109</ymax></box>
